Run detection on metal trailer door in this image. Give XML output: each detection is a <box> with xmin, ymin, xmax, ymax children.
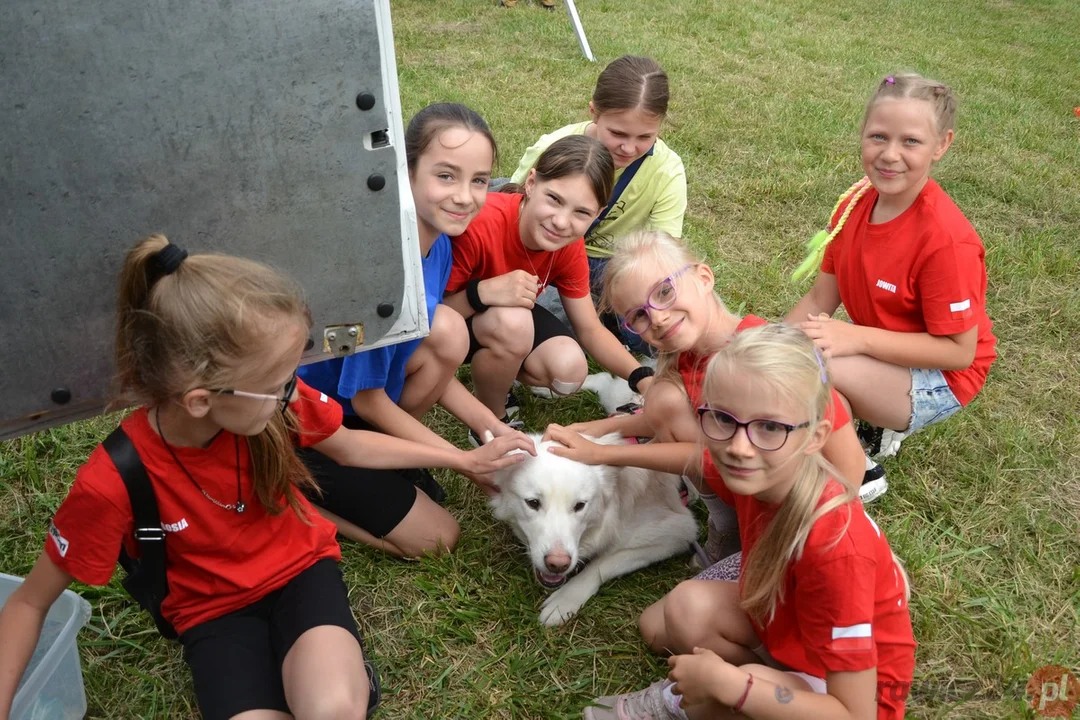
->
<box><xmin>0</xmin><ymin>0</ymin><xmax>425</xmax><ymax>441</ymax></box>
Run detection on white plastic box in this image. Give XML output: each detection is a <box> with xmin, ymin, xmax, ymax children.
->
<box><xmin>0</xmin><ymin>573</ymin><xmax>91</xmax><ymax>720</ymax></box>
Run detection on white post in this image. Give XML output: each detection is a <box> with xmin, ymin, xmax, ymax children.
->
<box><xmin>563</xmin><ymin>0</ymin><xmax>595</xmax><ymax>62</ymax></box>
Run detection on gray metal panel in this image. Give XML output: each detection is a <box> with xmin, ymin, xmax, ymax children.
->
<box><xmin>0</xmin><ymin>0</ymin><xmax>421</xmax><ymax>439</ymax></box>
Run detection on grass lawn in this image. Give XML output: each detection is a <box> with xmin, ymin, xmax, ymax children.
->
<box><xmin>3</xmin><ymin>0</ymin><xmax>1079</xmax><ymax>717</ymax></box>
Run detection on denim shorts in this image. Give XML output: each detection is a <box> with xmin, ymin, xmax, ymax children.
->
<box><xmin>907</xmin><ymin>367</ymin><xmax>962</xmax><ymax>433</ymax></box>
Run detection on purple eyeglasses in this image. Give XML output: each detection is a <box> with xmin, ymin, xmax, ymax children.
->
<box><xmin>621</xmin><ymin>264</ymin><xmax>694</xmax><ymax>335</ymax></box>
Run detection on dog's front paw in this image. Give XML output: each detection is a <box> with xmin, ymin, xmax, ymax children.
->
<box><xmin>539</xmin><ymin>583</ymin><xmax>593</xmax><ymax>626</ymax></box>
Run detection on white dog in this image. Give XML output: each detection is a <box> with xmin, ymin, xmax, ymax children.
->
<box><xmin>489</xmin><ymin>433</ymin><xmax>699</xmax><ymax>626</ymax></box>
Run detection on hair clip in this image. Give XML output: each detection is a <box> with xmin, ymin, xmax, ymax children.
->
<box><xmin>885</xmin><ymin>76</ymin><xmax>895</xmax><ymax>85</ymax></box>
<box><xmin>812</xmin><ymin>347</ymin><xmax>828</xmax><ymax>384</ymax></box>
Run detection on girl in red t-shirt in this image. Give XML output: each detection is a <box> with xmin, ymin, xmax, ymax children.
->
<box><xmin>444</xmin><ymin>135</ymin><xmax>652</xmax><ymax>425</ymax></box>
<box><xmin>0</xmin><ymin>236</ymin><xmax>532</xmax><ymax>720</ymax></box>
<box><xmin>586</xmin><ymin>324</ymin><xmax>915</xmax><ymax>720</ymax></box>
<box><xmin>787</xmin><ymin>73</ymin><xmax>996</xmax><ymax>496</ymax></box>
<box><xmin>543</xmin><ymin>231</ymin><xmax>867</xmax><ymax>566</ymax></box>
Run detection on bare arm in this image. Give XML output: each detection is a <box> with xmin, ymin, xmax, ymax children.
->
<box><xmin>444</xmin><ymin>271</ymin><xmax>541</xmax><ymax>320</ymax></box>
<box><xmin>312</xmin><ymin>425</ymin><xmax>534</xmax><ymax>476</ymax></box>
<box><xmin>438</xmin><ymin>378</ymin><xmax>511</xmax><ymax>437</ymax></box>
<box><xmin>728</xmin><ymin>668</ymin><xmax>877</xmax><ymax>720</ymax></box>
<box><xmin>544</xmin><ymin>425</ymin><xmax>700</xmax><ymax>477</ymax></box>
<box><xmin>822</xmin><ymin>421</ymin><xmax>867</xmax><ymax>490</ymax></box>
<box><xmin>543</xmin><ymin>412</ymin><xmax>654</xmax><ymax>442</ymax></box>
<box><xmin>668</xmin><ymin>648</ymin><xmax>877</xmax><ymax>720</ymax></box>
<box><xmin>0</xmin><ymin>553</ymin><xmax>74</xmax><ymax>718</ymax></box>
<box><xmin>351</xmin><ymin>389</ymin><xmax>458</xmax><ymax>451</ymax></box>
<box><xmin>561</xmin><ymin>294</ymin><xmax>641</xmax><ymax>380</ymax></box>
<box><xmin>802</xmin><ymin>320</ymin><xmax>978</xmax><ymax>370</ymax></box>
<box><xmin>786</xmin><ymin>272</ymin><xmax>842</xmax><ymax>325</ymax></box>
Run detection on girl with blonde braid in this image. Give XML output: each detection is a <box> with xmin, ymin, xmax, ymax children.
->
<box><xmin>786</xmin><ymin>73</ymin><xmax>997</xmax><ymax>501</ymax></box>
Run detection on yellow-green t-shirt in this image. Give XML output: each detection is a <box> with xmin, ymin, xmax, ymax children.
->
<box><xmin>510</xmin><ymin>121</ymin><xmax>687</xmax><ymax>257</ymax></box>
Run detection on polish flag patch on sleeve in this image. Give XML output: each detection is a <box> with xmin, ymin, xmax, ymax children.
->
<box><xmin>319</xmin><ymin>392</ymin><xmax>328</xmax><ymax>403</ymax></box>
<box><xmin>828</xmin><ymin>623</ymin><xmax>873</xmax><ymax>652</ymax></box>
<box><xmin>949</xmin><ymin>298</ymin><xmax>972</xmax><ymax>319</ymax></box>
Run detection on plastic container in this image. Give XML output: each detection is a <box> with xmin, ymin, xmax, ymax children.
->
<box><xmin>0</xmin><ymin>573</ymin><xmax>91</xmax><ymax>720</ymax></box>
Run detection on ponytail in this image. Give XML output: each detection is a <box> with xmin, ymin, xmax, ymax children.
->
<box><xmin>110</xmin><ymin>234</ymin><xmax>319</xmax><ymax>518</ymax></box>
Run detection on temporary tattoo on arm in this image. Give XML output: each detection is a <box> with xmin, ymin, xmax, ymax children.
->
<box><xmin>775</xmin><ymin>685</ymin><xmax>794</xmax><ymax>704</ymax></box>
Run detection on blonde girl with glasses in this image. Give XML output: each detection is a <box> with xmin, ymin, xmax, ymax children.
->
<box><xmin>583</xmin><ymin>324</ymin><xmax>915</xmax><ymax>720</ymax></box>
<box><xmin>543</xmin><ymin>231</ymin><xmax>866</xmax><ymax>566</ymax></box>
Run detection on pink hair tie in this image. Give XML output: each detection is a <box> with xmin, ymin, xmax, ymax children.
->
<box><xmin>885</xmin><ymin>76</ymin><xmax>895</xmax><ymax>85</ymax></box>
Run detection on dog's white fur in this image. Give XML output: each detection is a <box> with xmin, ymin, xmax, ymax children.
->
<box><xmin>490</xmin><ymin>433</ymin><xmax>698</xmax><ymax>626</ymax></box>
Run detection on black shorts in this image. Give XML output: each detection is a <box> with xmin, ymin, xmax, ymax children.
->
<box><xmin>464</xmin><ymin>303</ymin><xmax>575</xmax><ymax>364</ymax></box>
<box><xmin>298</xmin><ymin>415</ymin><xmax>420</xmax><ymax>538</ymax></box>
<box><xmin>180</xmin><ymin>558</ymin><xmax>362</xmax><ymax>720</ymax></box>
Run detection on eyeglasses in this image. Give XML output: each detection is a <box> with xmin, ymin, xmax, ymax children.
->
<box><xmin>621</xmin><ymin>264</ymin><xmax>694</xmax><ymax>336</ymax></box>
<box><xmin>696</xmin><ymin>406</ymin><xmax>810</xmax><ymax>451</ymax></box>
<box><xmin>210</xmin><ymin>369</ymin><xmax>299</xmax><ymax>411</ymax></box>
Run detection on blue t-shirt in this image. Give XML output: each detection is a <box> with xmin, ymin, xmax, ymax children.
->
<box><xmin>299</xmin><ymin>233</ymin><xmax>453</xmax><ymax>413</ymax></box>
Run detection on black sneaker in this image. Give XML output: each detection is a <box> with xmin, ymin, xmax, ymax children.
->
<box><xmin>504</xmin><ymin>389</ymin><xmax>522</xmax><ymax>419</ymax></box>
<box><xmin>469</xmin><ymin>416</ymin><xmax>525</xmax><ymax>448</ymax></box>
<box><xmin>402</xmin><ymin>467</ymin><xmax>446</xmax><ymax>505</ymax></box>
<box><xmin>859</xmin><ymin>457</ymin><xmax>888</xmax><ymax>504</ymax></box>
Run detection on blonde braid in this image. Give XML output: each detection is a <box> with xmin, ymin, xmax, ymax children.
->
<box><xmin>792</xmin><ymin>177</ymin><xmax>873</xmax><ymax>281</ymax></box>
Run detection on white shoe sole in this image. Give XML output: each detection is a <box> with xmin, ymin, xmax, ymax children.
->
<box><xmin>859</xmin><ymin>477</ymin><xmax>889</xmax><ymax>504</ymax></box>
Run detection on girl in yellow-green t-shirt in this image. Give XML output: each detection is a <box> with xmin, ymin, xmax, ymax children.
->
<box><xmin>511</xmin><ymin>55</ymin><xmax>686</xmax><ymax>352</ymax></box>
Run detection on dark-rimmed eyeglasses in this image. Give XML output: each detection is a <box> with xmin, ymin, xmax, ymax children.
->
<box><xmin>621</xmin><ymin>264</ymin><xmax>694</xmax><ymax>335</ymax></box>
<box><xmin>209</xmin><ymin>369</ymin><xmax>298</xmax><ymax>412</ymax></box>
<box><xmin>696</xmin><ymin>406</ymin><xmax>809</xmax><ymax>451</ymax></box>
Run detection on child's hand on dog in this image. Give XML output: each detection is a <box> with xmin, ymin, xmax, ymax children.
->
<box><xmin>542</xmin><ymin>424</ymin><xmax>609</xmax><ymax>465</ymax></box>
<box><xmin>458</xmin><ymin>433</ymin><xmax>536</xmax><ymax>476</ymax></box>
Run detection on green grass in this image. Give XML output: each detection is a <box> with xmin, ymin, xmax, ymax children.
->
<box><xmin>3</xmin><ymin>0</ymin><xmax>1080</xmax><ymax>717</ymax></box>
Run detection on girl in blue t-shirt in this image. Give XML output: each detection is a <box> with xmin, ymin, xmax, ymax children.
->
<box><xmin>299</xmin><ymin>103</ymin><xmax>522</xmax><ymax>558</ymax></box>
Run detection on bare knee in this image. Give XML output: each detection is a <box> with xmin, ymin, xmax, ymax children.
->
<box><xmin>639</xmin><ymin>599</ymin><xmax>669</xmax><ymax>653</ymax></box>
<box><xmin>390</xmin><ymin>500</ymin><xmax>460</xmax><ymax>559</ymax></box>
<box><xmin>477</xmin><ymin>306</ymin><xmax>534</xmax><ymax>360</ymax></box>
<box><xmin>663</xmin><ymin>580</ymin><xmax>731</xmax><ymax>652</ymax></box>
<box><xmin>297</xmin><ymin>683</ymin><xmax>368</xmax><ymax>720</ymax></box>
<box><xmin>530</xmin><ymin>338</ymin><xmax>587</xmax><ymax>391</ymax></box>
<box><xmin>428</xmin><ymin>304</ymin><xmax>469</xmax><ymax>366</ymax></box>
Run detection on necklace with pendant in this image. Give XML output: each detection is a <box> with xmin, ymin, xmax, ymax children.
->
<box><xmin>155</xmin><ymin>412</ymin><xmax>246</xmax><ymax>514</ymax></box>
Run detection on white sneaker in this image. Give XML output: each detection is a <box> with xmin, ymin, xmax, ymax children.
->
<box><xmin>874</xmin><ymin>428</ymin><xmax>908</xmax><ymax>459</ymax></box>
<box><xmin>860</xmin><ymin>454</ymin><xmax>889</xmax><ymax>504</ymax></box>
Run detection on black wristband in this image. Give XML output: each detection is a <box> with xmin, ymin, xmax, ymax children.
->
<box><xmin>628</xmin><ymin>366</ymin><xmax>655</xmax><ymax>394</ymax></box>
<box><xmin>465</xmin><ymin>279</ymin><xmax>488</xmax><ymax>313</ymax></box>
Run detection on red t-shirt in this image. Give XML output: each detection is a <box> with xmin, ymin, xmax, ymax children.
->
<box><xmin>821</xmin><ymin>179</ymin><xmax>996</xmax><ymax>405</ymax></box>
<box><xmin>45</xmin><ymin>380</ymin><xmax>343</xmax><ymax>635</ymax></box>
<box><xmin>446</xmin><ymin>192</ymin><xmax>590</xmax><ymax>299</ymax></box>
<box><xmin>708</xmin><ymin>467</ymin><xmax>916</xmax><ymax>719</ymax></box>
<box><xmin>677</xmin><ymin>314</ymin><xmax>852</xmax><ymax>429</ymax></box>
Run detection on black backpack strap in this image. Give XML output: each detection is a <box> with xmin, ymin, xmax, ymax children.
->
<box><xmin>102</xmin><ymin>426</ymin><xmax>174</xmax><ymax>637</ymax></box>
